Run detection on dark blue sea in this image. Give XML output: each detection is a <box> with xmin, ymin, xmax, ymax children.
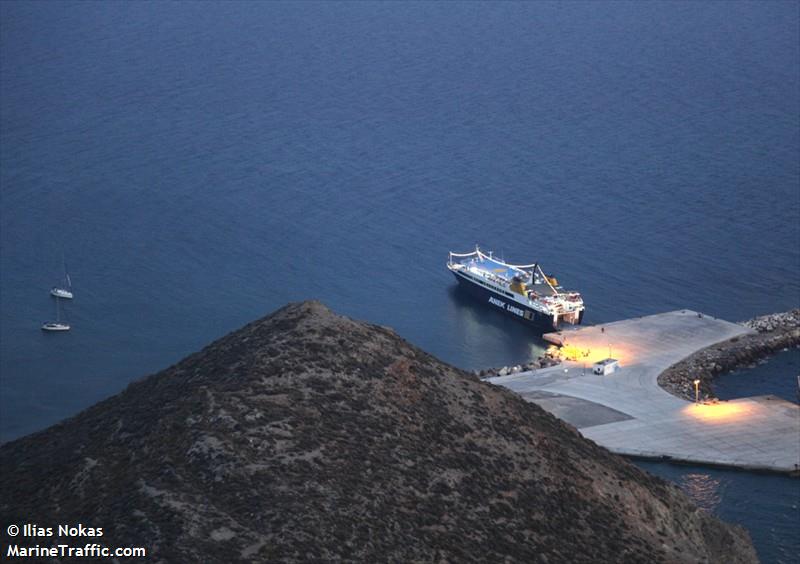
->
<box><xmin>1</xmin><ymin>2</ymin><xmax>798</xmax><ymax>561</ymax></box>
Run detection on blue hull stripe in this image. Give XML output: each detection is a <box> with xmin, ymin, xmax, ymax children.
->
<box><xmin>452</xmin><ymin>271</ymin><xmax>558</xmax><ymax>331</ymax></box>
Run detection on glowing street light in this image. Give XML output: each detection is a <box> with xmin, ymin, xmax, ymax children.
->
<box><xmin>693</xmin><ymin>379</ymin><xmax>701</xmax><ymax>404</ymax></box>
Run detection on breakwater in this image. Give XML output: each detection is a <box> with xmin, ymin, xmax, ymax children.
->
<box><xmin>658</xmin><ymin>310</ymin><xmax>800</xmax><ymax>402</ymax></box>
<box><xmin>474</xmin><ymin>351</ymin><xmax>562</xmax><ymax>379</ymax></box>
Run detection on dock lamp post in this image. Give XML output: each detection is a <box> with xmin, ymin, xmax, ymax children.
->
<box><xmin>693</xmin><ymin>379</ymin><xmax>700</xmax><ymax>404</ymax></box>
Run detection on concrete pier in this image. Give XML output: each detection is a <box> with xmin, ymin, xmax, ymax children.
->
<box><xmin>489</xmin><ymin>310</ymin><xmax>800</xmax><ymax>474</ymax></box>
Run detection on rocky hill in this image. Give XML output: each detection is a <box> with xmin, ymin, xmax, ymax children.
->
<box><xmin>0</xmin><ymin>302</ymin><xmax>757</xmax><ymax>563</ymax></box>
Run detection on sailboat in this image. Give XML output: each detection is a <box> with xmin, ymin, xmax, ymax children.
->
<box><xmin>50</xmin><ymin>255</ymin><xmax>73</xmax><ymax>299</ymax></box>
<box><xmin>42</xmin><ymin>297</ymin><xmax>70</xmax><ymax>332</ymax></box>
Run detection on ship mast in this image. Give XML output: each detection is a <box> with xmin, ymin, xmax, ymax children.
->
<box><xmin>537</xmin><ymin>264</ymin><xmax>560</xmax><ymax>296</ymax></box>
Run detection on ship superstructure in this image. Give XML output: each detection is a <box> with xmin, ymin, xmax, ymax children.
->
<box><xmin>447</xmin><ymin>246</ymin><xmax>584</xmax><ymax>331</ymax></box>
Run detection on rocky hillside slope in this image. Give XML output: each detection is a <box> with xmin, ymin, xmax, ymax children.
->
<box><xmin>1</xmin><ymin>302</ymin><xmax>757</xmax><ymax>563</ymax></box>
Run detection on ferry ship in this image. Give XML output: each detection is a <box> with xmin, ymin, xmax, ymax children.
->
<box><xmin>447</xmin><ymin>246</ymin><xmax>585</xmax><ymax>331</ymax></box>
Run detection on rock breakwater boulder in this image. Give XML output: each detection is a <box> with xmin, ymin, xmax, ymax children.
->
<box><xmin>743</xmin><ymin>309</ymin><xmax>800</xmax><ymax>333</ymax></box>
<box><xmin>477</xmin><ymin>350</ymin><xmax>562</xmax><ymax>379</ymax></box>
<box><xmin>659</xmin><ymin>309</ymin><xmax>800</xmax><ymax>401</ymax></box>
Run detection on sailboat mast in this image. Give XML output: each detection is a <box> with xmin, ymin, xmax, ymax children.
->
<box><xmin>62</xmin><ymin>251</ymin><xmax>71</xmax><ymax>288</ymax></box>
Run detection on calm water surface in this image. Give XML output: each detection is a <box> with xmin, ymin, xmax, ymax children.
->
<box><xmin>2</xmin><ymin>2</ymin><xmax>798</xmax><ymax>561</ymax></box>
<box><xmin>636</xmin><ymin>461</ymin><xmax>800</xmax><ymax>564</ymax></box>
<box><xmin>715</xmin><ymin>347</ymin><xmax>800</xmax><ymax>403</ymax></box>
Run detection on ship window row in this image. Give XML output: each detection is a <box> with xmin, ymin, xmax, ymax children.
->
<box><xmin>464</xmin><ymin>272</ymin><xmax>513</xmax><ymax>298</ymax></box>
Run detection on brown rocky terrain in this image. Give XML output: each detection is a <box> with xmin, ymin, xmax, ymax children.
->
<box><xmin>1</xmin><ymin>301</ymin><xmax>757</xmax><ymax>563</ymax></box>
<box><xmin>659</xmin><ymin>309</ymin><xmax>800</xmax><ymax>401</ymax></box>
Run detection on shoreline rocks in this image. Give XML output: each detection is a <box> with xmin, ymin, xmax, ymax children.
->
<box><xmin>475</xmin><ymin>348</ymin><xmax>562</xmax><ymax>379</ymax></box>
<box><xmin>658</xmin><ymin>309</ymin><xmax>800</xmax><ymax>401</ymax></box>
<box><xmin>742</xmin><ymin>309</ymin><xmax>800</xmax><ymax>333</ymax></box>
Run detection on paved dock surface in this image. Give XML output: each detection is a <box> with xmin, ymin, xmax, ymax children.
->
<box><xmin>489</xmin><ymin>310</ymin><xmax>800</xmax><ymax>473</ymax></box>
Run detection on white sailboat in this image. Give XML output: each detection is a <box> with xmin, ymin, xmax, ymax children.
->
<box><xmin>42</xmin><ymin>297</ymin><xmax>70</xmax><ymax>332</ymax></box>
<box><xmin>50</xmin><ymin>255</ymin><xmax>73</xmax><ymax>299</ymax></box>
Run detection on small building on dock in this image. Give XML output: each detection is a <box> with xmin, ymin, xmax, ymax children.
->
<box><xmin>593</xmin><ymin>358</ymin><xmax>620</xmax><ymax>376</ymax></box>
